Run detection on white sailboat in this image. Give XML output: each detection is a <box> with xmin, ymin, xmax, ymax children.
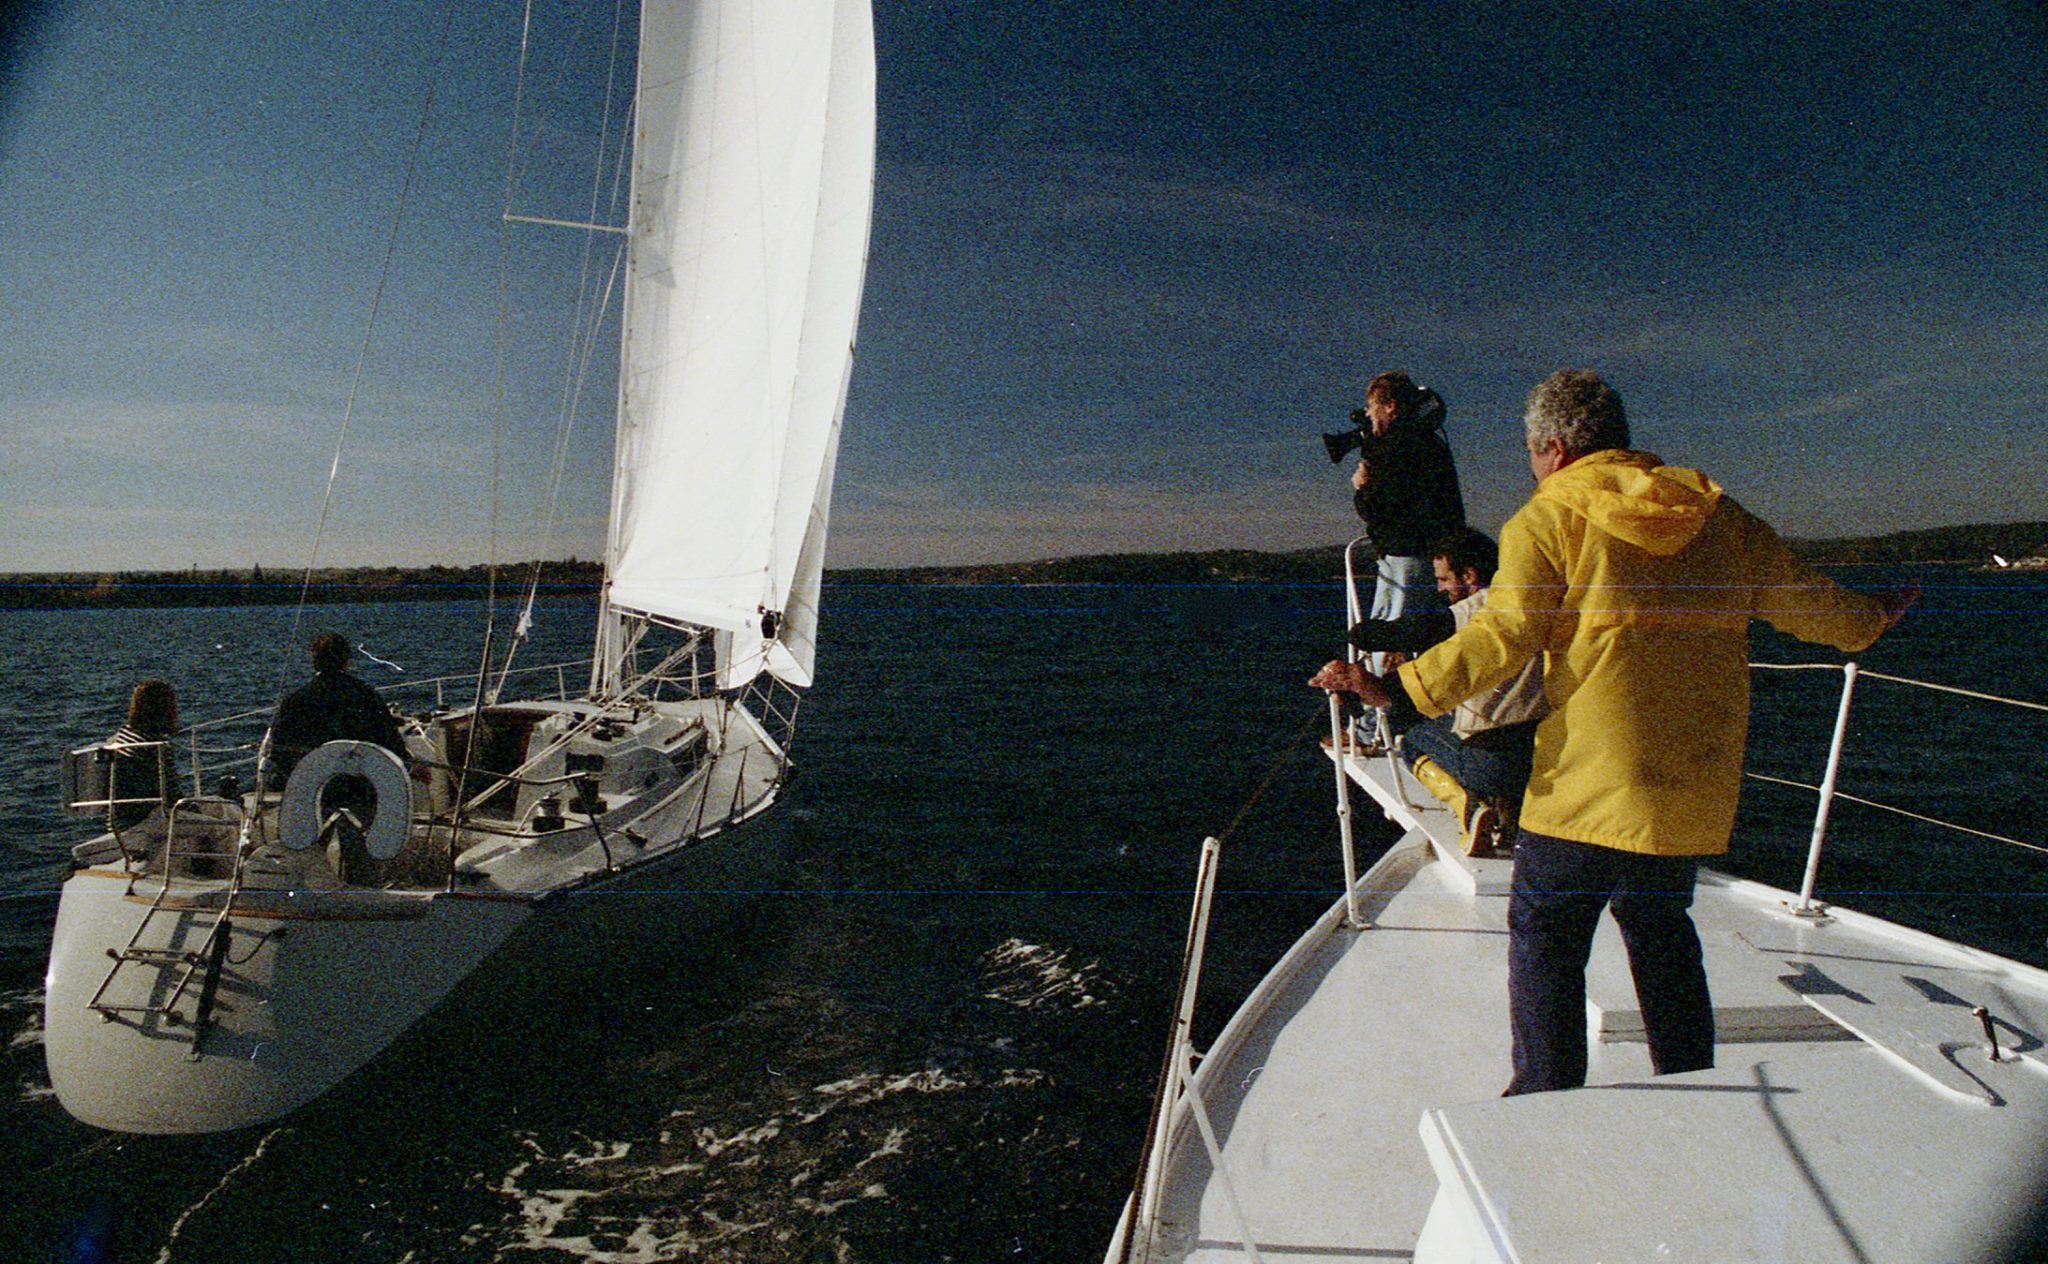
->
<box><xmin>42</xmin><ymin>0</ymin><xmax>875</xmax><ymax>1136</ymax></box>
<box><xmin>1109</xmin><ymin>546</ymin><xmax>2048</xmax><ymax>1262</ymax></box>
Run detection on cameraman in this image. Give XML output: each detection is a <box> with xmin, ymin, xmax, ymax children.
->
<box><xmin>1348</xmin><ymin>371</ymin><xmax>1467</xmax><ymax>622</ymax></box>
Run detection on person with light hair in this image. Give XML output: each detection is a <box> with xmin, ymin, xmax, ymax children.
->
<box><xmin>1313</xmin><ymin>368</ymin><xmax>1918</xmax><ymax>1095</ymax></box>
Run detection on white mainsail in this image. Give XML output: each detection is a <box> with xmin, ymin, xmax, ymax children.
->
<box><xmin>607</xmin><ymin>0</ymin><xmax>875</xmax><ymax>687</ymax></box>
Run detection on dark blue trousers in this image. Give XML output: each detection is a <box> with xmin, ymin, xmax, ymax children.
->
<box><xmin>1505</xmin><ymin>830</ymin><xmax>1715</xmax><ymax>1095</ymax></box>
<box><xmin>1399</xmin><ymin>712</ymin><xmax>1535</xmax><ymax>804</ymax></box>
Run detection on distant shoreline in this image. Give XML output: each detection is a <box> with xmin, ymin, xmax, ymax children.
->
<box><xmin>5</xmin><ymin>521</ymin><xmax>2043</xmax><ymax>612</ymax></box>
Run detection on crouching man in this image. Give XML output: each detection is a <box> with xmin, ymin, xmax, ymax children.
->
<box><xmin>1349</xmin><ymin>528</ymin><xmax>1545</xmax><ymax>854</ymax></box>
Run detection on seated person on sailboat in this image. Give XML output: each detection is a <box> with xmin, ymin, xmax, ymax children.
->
<box><xmin>1348</xmin><ymin>528</ymin><xmax>1546</xmax><ymax>855</ymax></box>
<box><xmin>1312</xmin><ymin>368</ymin><xmax>1918</xmax><ymax>1096</ymax></box>
<box><xmin>264</xmin><ymin>632</ymin><xmax>407</xmax><ymax>790</ymax></box>
<box><xmin>107</xmin><ymin>678</ymin><xmax>179</xmax><ymax>831</ymax></box>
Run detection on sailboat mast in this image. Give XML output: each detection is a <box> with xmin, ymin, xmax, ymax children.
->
<box><xmin>590</xmin><ymin>592</ymin><xmax>621</xmax><ymax>697</ymax></box>
<box><xmin>590</xmin><ymin>0</ymin><xmax>656</xmax><ymax>703</ymax></box>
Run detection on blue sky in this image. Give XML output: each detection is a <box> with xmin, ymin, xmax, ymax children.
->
<box><xmin>3</xmin><ymin>1</ymin><xmax>2046</xmax><ymax>572</ymax></box>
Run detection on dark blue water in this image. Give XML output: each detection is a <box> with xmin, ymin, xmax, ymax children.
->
<box><xmin>2</xmin><ymin>571</ymin><xmax>2043</xmax><ymax>1261</ymax></box>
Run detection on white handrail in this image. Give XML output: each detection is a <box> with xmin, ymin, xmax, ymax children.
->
<box><xmin>1138</xmin><ymin>835</ymin><xmax>1224</xmax><ymax>1234</ymax></box>
<box><xmin>1341</xmin><ymin>534</ymin><xmax>1370</xmax><ymax>631</ymax></box>
<box><xmin>1795</xmin><ymin>663</ymin><xmax>1858</xmax><ymax>916</ymax></box>
<box><xmin>1327</xmin><ymin>695</ymin><xmax>1364</xmax><ymax>929</ymax></box>
<box><xmin>1748</xmin><ymin>659</ymin><xmax>2048</xmax><ymax>902</ymax></box>
<box><xmin>170</xmin><ymin>658</ymin><xmax>589</xmax><ymax>741</ymax></box>
<box><xmin>1172</xmin><ymin>1054</ymin><xmax>1267</xmax><ymax>1264</ymax></box>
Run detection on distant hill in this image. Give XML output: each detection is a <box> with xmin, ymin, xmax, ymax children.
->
<box><xmin>829</xmin><ymin>545</ymin><xmax>1347</xmax><ymax>585</ymax></box>
<box><xmin>1786</xmin><ymin>521</ymin><xmax>2048</xmax><ymax>566</ymax></box>
<box><xmin>0</xmin><ymin>560</ymin><xmax>604</xmax><ymax>612</ymax></box>
<box><xmin>5</xmin><ymin>521</ymin><xmax>2042</xmax><ymax>610</ymax></box>
<box><xmin>832</xmin><ymin>520</ymin><xmax>2048</xmax><ymax>585</ymax></box>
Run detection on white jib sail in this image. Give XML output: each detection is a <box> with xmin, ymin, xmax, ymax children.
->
<box><xmin>607</xmin><ymin>0</ymin><xmax>874</xmax><ymax>688</ymax></box>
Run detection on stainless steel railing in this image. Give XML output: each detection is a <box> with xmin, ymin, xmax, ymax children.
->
<box><xmin>157</xmin><ymin>658</ymin><xmax>591</xmax><ymax>800</ymax></box>
<box><xmin>1747</xmin><ymin>661</ymin><xmax>2048</xmax><ymax>917</ymax></box>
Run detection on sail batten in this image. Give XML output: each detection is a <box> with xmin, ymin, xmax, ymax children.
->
<box><xmin>605</xmin><ymin>0</ymin><xmax>873</xmax><ymax>674</ymax></box>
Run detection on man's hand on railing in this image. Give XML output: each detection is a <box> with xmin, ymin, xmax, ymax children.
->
<box><xmin>1310</xmin><ymin>660</ymin><xmax>1392</xmax><ymax>708</ymax></box>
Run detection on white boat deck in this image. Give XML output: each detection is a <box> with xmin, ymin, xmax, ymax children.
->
<box><xmin>1121</xmin><ymin>752</ymin><xmax>2048</xmax><ymax>1263</ymax></box>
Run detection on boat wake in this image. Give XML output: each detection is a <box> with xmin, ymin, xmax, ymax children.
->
<box><xmin>468</xmin><ymin>1064</ymin><xmax>1049</xmax><ymax>1262</ymax></box>
<box><xmin>2</xmin><ymin>987</ymin><xmax>51</xmax><ymax>1103</ymax></box>
<box><xmin>155</xmin><ymin>1127</ymin><xmax>292</xmax><ymax>1264</ymax></box>
<box><xmin>980</xmin><ymin>938</ymin><xmax>1117</xmax><ymax>1011</ymax></box>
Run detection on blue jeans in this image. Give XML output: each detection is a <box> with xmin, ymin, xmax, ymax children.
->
<box><xmin>1399</xmin><ymin>713</ymin><xmax>1534</xmax><ymax>804</ymax></box>
<box><xmin>1370</xmin><ymin>554</ymin><xmax>1442</xmax><ymax>622</ymax></box>
<box><xmin>1505</xmin><ymin>830</ymin><xmax>1714</xmax><ymax>1095</ymax></box>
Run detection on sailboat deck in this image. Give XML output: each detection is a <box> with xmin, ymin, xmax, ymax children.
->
<box><xmin>1133</xmin><ymin>756</ymin><xmax>2048</xmax><ymax>1263</ymax></box>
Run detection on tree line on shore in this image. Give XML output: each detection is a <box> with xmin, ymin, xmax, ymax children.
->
<box><xmin>0</xmin><ymin>560</ymin><xmax>604</xmax><ymax>612</ymax></box>
<box><xmin>5</xmin><ymin>521</ymin><xmax>2043</xmax><ymax>611</ymax></box>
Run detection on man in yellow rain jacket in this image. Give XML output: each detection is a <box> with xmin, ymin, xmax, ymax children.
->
<box><xmin>1313</xmin><ymin>368</ymin><xmax>1917</xmax><ymax>1094</ymax></box>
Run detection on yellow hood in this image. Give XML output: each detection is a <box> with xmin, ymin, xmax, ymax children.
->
<box><xmin>1535</xmin><ymin>449</ymin><xmax>1722</xmax><ymax>556</ymax></box>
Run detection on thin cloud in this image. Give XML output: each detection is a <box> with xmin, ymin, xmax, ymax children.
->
<box><xmin>1762</xmin><ymin>374</ymin><xmax>1920</xmax><ymax>423</ymax></box>
<box><xmin>5</xmin><ymin>399</ymin><xmax>318</xmax><ymax>460</ymax></box>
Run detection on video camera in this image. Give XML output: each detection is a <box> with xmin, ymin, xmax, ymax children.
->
<box><xmin>1321</xmin><ymin>386</ymin><xmax>1446</xmax><ymax>463</ymax></box>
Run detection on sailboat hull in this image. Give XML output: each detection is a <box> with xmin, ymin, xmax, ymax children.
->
<box><xmin>44</xmin><ymin>692</ymin><xmax>792</xmax><ymax>1132</ymax></box>
<box><xmin>44</xmin><ymin>872</ymin><xmax>530</xmax><ymax>1134</ymax></box>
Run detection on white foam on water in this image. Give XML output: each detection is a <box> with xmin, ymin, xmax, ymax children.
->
<box><xmin>849</xmin><ymin>1125</ymin><xmax>906</xmax><ymax>1173</ymax></box>
<box><xmin>692</xmin><ymin>1118</ymin><xmax>785</xmax><ymax>1159</ymax></box>
<box><xmin>4</xmin><ymin>988</ymin><xmax>42</xmax><ymax>1050</ymax></box>
<box><xmin>7</xmin><ymin>989</ymin><xmax>49</xmax><ymax>1101</ymax></box>
<box><xmin>479</xmin><ymin>1137</ymin><xmax>719</xmax><ymax>1263</ymax></box>
<box><xmin>980</xmin><ymin>937</ymin><xmax>1116</xmax><ymax>1010</ymax></box>
<box><xmin>814</xmin><ymin>1067</ymin><xmax>967</xmax><ymax>1101</ymax></box>
<box><xmin>562</xmin><ymin>1137</ymin><xmax>633</xmax><ymax>1168</ymax></box>
<box><xmin>152</xmin><ymin>1127</ymin><xmax>291</xmax><ymax>1264</ymax></box>
<box><xmin>471</xmin><ymin>1061</ymin><xmax>1037</xmax><ymax>1259</ymax></box>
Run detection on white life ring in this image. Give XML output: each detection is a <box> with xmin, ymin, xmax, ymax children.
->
<box><xmin>279</xmin><ymin>741</ymin><xmax>413</xmax><ymax>860</ymax></box>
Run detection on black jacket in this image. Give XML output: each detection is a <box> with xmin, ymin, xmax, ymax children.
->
<box><xmin>1352</xmin><ymin>407</ymin><xmax>1466</xmax><ymax>556</ymax></box>
<box><xmin>266</xmin><ymin>671</ymin><xmax>405</xmax><ymax>788</ymax></box>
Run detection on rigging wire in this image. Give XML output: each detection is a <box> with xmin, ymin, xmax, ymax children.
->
<box><xmin>1746</xmin><ymin>661</ymin><xmax>2047</xmax><ymax>855</ymax></box>
<box><xmin>441</xmin><ymin>0</ymin><xmax>542</xmax><ymax>863</ymax></box>
<box><xmin>1744</xmin><ymin>772</ymin><xmax>2047</xmax><ymax>856</ymax></box>
<box><xmin>1752</xmin><ymin>660</ymin><xmax>2048</xmax><ymax>713</ymax></box>
<box><xmin>498</xmin><ymin>0</ymin><xmax>635</xmax><ymax>696</ymax></box>
<box><xmin>1856</xmin><ymin>670</ymin><xmax>2048</xmax><ymax>714</ymax></box>
<box><xmin>264</xmin><ymin>2</ymin><xmax>462</xmax><ymax>761</ymax></box>
<box><xmin>1213</xmin><ymin>703</ymin><xmax>1333</xmax><ymax>848</ymax></box>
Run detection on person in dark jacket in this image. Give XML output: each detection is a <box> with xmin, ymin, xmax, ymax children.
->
<box><xmin>265</xmin><ymin>632</ymin><xmax>406</xmax><ymax>789</ymax></box>
<box><xmin>1348</xmin><ymin>371</ymin><xmax>1467</xmax><ymax>623</ymax></box>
